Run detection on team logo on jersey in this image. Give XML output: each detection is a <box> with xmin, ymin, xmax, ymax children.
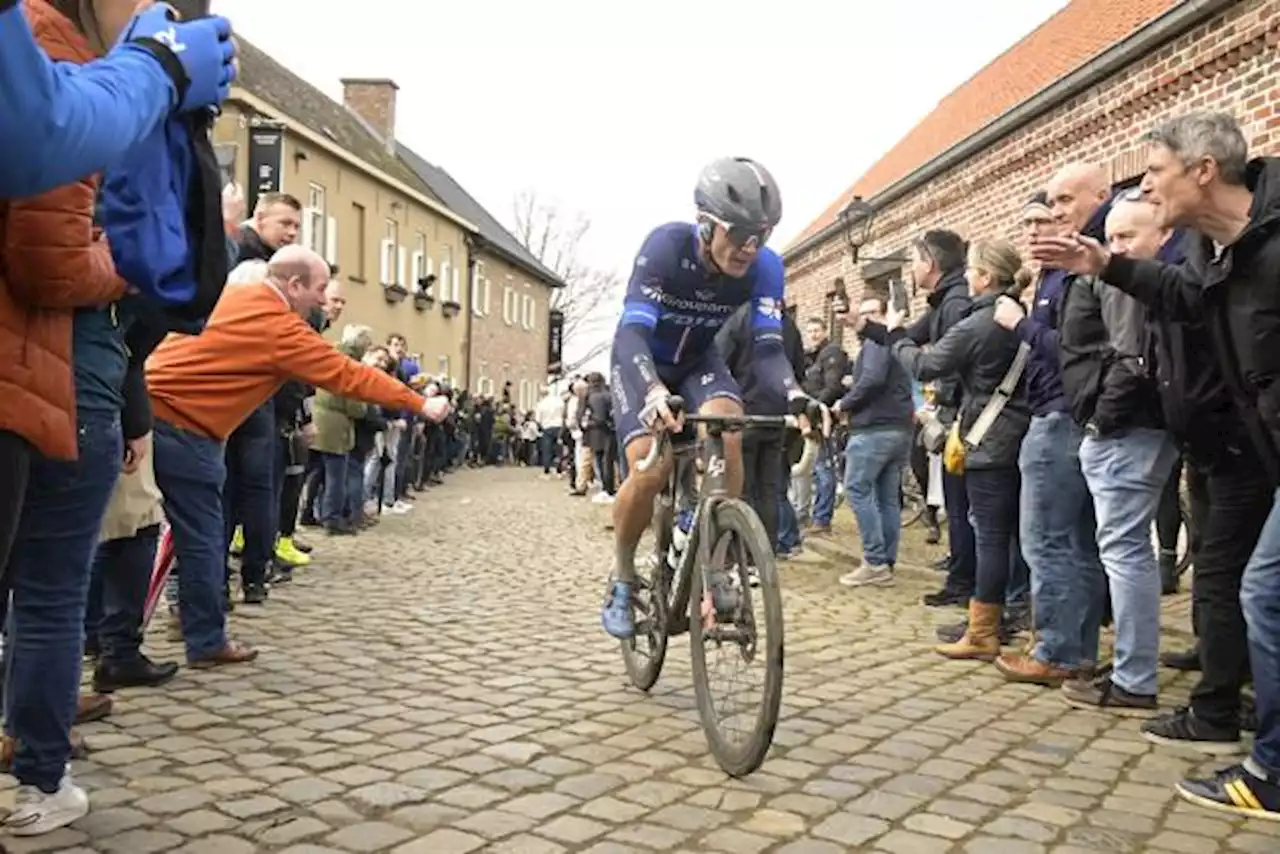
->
<box><xmin>695</xmin><ymin>289</ymin><xmax>715</xmax><ymax>300</ymax></box>
<box><xmin>635</xmin><ymin>255</ymin><xmax>648</xmax><ymax>268</ymax></box>
<box><xmin>701</xmin><ymin>373</ymin><xmax>715</xmax><ymax>386</ymax></box>
<box><xmin>756</xmin><ymin>296</ymin><xmax>782</xmax><ymax>321</ymax></box>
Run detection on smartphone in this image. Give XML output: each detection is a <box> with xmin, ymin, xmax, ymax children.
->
<box><xmin>889</xmin><ymin>279</ymin><xmax>910</xmax><ymax>315</ymax></box>
<box><xmin>166</xmin><ymin>0</ymin><xmax>211</xmax><ymax>20</ymax></box>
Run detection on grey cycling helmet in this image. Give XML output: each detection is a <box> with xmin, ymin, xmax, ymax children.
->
<box><xmin>695</xmin><ymin>157</ymin><xmax>782</xmax><ymax>233</ymax></box>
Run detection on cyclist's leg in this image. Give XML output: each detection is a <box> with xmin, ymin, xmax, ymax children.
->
<box><xmin>675</xmin><ymin>351</ymin><xmax>744</xmax><ymax>499</ymax></box>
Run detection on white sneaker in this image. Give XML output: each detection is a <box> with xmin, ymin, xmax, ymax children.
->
<box><xmin>390</xmin><ymin>501</ymin><xmax>413</xmax><ymax>514</ymax></box>
<box><xmin>4</xmin><ymin>776</ymin><xmax>89</xmax><ymax>836</ymax></box>
<box><xmin>839</xmin><ymin>564</ymin><xmax>895</xmax><ymax>588</ymax></box>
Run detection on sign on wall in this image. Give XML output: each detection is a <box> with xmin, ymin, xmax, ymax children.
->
<box><xmin>547</xmin><ymin>309</ymin><xmax>565</xmax><ymax>376</ymax></box>
<box><xmin>246</xmin><ymin>119</ymin><xmax>286</xmax><ymax>215</ymax></box>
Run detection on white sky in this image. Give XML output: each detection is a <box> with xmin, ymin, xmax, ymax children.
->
<box><xmin>215</xmin><ymin>0</ymin><xmax>1068</xmax><ymax>275</ymax></box>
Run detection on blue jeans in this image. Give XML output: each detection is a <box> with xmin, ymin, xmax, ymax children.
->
<box><xmin>966</xmin><ymin>467</ymin><xmax>1022</xmax><ymax>605</ymax></box>
<box><xmin>1080</xmin><ymin>427</ymin><xmax>1177</xmax><ymax>696</ymax></box>
<box><xmin>811</xmin><ymin>445</ymin><xmax>837</xmax><ymax>527</ymax></box>
<box><xmin>86</xmin><ymin>523</ymin><xmax>161</xmax><ymax>666</ymax></box>
<box><xmin>1242</xmin><ymin>488</ymin><xmax>1280</xmax><ymax>776</ymax></box>
<box><xmin>317</xmin><ymin>451</ymin><xmax>349</xmax><ymax>525</ymax></box>
<box><xmin>943</xmin><ymin>469</ymin><xmax>977</xmax><ymax>594</ymax></box>
<box><xmin>1019</xmin><ymin>413</ymin><xmax>1106</xmax><ymax>668</ymax></box>
<box><xmin>223</xmin><ymin>402</ymin><xmax>275</xmax><ymax>587</ymax></box>
<box><xmin>843</xmin><ymin>429</ymin><xmax>912</xmax><ymax>567</ymax></box>
<box><xmin>538</xmin><ymin>428</ymin><xmax>559</xmax><ymax>473</ymax></box>
<box><xmin>345</xmin><ymin>453</ymin><xmax>365</xmax><ymax>519</ymax></box>
<box><xmin>777</xmin><ymin>448</ymin><xmax>801</xmax><ymax>553</ymax></box>
<box><xmin>152</xmin><ymin>420</ymin><xmax>230</xmax><ymax>661</ymax></box>
<box><xmin>5</xmin><ymin>409</ymin><xmax>121</xmax><ymax>792</ymax></box>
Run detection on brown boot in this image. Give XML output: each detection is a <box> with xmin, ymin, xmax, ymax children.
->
<box><xmin>994</xmin><ymin>652</ymin><xmax>1075</xmax><ymax>686</ymax></box>
<box><xmin>76</xmin><ymin>692</ymin><xmax>114</xmax><ymax>724</ymax></box>
<box><xmin>935</xmin><ymin>601</ymin><xmax>1001</xmax><ymax>661</ymax></box>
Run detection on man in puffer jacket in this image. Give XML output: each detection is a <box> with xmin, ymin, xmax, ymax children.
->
<box><xmin>309</xmin><ymin>328</ymin><xmax>371</xmax><ymax>535</ymax></box>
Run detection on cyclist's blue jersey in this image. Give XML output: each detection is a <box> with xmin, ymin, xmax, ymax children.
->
<box><xmin>612</xmin><ymin>222</ymin><xmax>797</xmax><ymax>399</ymax></box>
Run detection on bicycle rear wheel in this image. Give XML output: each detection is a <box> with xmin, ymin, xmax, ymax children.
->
<box><xmin>900</xmin><ymin>466</ymin><xmax>925</xmax><ymax>528</ymax></box>
<box><xmin>688</xmin><ymin>498</ymin><xmax>784</xmax><ymax>777</ymax></box>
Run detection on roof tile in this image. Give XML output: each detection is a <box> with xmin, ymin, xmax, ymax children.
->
<box><xmin>786</xmin><ymin>0</ymin><xmax>1179</xmax><ymax>251</ymax></box>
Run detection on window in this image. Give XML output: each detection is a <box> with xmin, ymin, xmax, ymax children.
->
<box><xmin>470</xmin><ymin>261</ymin><xmax>486</xmax><ymax>315</ymax></box>
<box><xmin>521</xmin><ymin>294</ymin><xmax>536</xmax><ymax>331</ymax></box>
<box><xmin>502</xmin><ymin>279</ymin><xmax>516</xmax><ymax>325</ymax></box>
<box><xmin>411</xmin><ymin>231</ymin><xmax>430</xmax><ymax>294</ymax></box>
<box><xmin>440</xmin><ymin>244</ymin><xmax>454</xmax><ymax>303</ymax></box>
<box><xmin>303</xmin><ymin>184</ymin><xmax>326</xmax><ymax>256</ymax></box>
<box><xmin>519</xmin><ymin>379</ymin><xmax>534</xmax><ymax>411</ymax></box>
<box><xmin>450</xmin><ymin>260</ymin><xmax>462</xmax><ymax>304</ymax></box>
<box><xmin>438</xmin><ymin>355</ymin><xmax>450</xmax><ymax>378</ymax></box>
<box><xmin>380</xmin><ymin>218</ymin><xmax>398</xmax><ymax>285</ymax></box>
<box><xmin>476</xmin><ymin>362</ymin><xmax>493</xmax><ymax>396</ymax></box>
<box><xmin>351</xmin><ymin>203</ymin><xmax>367</xmax><ymax>280</ymax></box>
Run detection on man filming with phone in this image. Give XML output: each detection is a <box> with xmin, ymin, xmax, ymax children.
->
<box><xmin>833</xmin><ymin>297</ymin><xmax>916</xmax><ymax>587</ymax></box>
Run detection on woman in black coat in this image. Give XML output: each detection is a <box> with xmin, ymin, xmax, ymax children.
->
<box><xmin>862</xmin><ymin>238</ymin><xmax>1033</xmax><ymax>661</ymax></box>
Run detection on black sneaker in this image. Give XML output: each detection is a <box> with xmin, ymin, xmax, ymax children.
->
<box><xmin>1160</xmin><ymin>646</ymin><xmax>1201</xmax><ymax>671</ymax></box>
<box><xmin>930</xmin><ymin>554</ymin><xmax>951</xmax><ymax>572</ymax></box>
<box><xmin>243</xmin><ymin>584</ymin><xmax>268</xmax><ymax>604</ymax></box>
<box><xmin>1141</xmin><ymin>707</ymin><xmax>1242</xmax><ymax>755</ymax></box>
<box><xmin>1176</xmin><ymin>763</ymin><xmax>1280</xmax><ymax>821</ymax></box>
<box><xmin>923</xmin><ymin>585</ymin><xmax>970</xmax><ymax>608</ymax></box>
<box><xmin>1062</xmin><ymin>675</ymin><xmax>1157</xmax><ymax>717</ymax></box>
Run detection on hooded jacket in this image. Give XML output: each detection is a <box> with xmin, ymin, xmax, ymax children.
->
<box><xmin>1057</xmin><ymin>195</ymin><xmax>1162</xmax><ymax>435</ymax></box>
<box><xmin>1101</xmin><ymin>157</ymin><xmax>1280</xmax><ymax>483</ymax></box>
<box><xmin>869</xmin><ymin>290</ymin><xmax>1031</xmax><ymax>470</ymax></box>
<box><xmin>904</xmin><ymin>268</ymin><xmax>971</xmax><ymax>417</ymax></box>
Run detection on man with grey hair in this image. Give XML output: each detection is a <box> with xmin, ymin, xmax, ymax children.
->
<box><xmin>1033</xmin><ymin>110</ymin><xmax>1280</xmax><ymax>820</ymax></box>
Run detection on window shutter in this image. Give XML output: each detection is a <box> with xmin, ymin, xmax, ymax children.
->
<box><xmin>301</xmin><ymin>209</ymin><xmax>315</xmax><ymax>249</ymax></box>
<box><xmin>325</xmin><ymin>217</ymin><xmax>338</xmax><ymax>266</ymax></box>
<box><xmin>398</xmin><ymin>246</ymin><xmax>408</xmax><ymax>287</ymax></box>
<box><xmin>379</xmin><ymin>239</ymin><xmax>393</xmax><ymax>284</ymax></box>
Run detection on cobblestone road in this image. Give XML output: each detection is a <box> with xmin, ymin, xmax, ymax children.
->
<box><xmin>10</xmin><ymin>467</ymin><xmax>1280</xmax><ymax>853</ymax></box>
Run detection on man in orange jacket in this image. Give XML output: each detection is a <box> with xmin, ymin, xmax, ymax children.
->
<box><xmin>146</xmin><ymin>245</ymin><xmax>449</xmax><ymax>668</ymax></box>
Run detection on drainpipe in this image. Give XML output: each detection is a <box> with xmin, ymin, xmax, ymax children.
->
<box><xmin>463</xmin><ymin>233</ymin><xmax>482</xmax><ymax>389</ymax></box>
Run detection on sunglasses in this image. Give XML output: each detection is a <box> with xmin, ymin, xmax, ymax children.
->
<box><xmin>703</xmin><ymin>214</ymin><xmax>771</xmax><ymax>251</ymax></box>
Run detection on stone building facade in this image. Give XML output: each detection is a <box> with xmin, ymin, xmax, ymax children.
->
<box><xmin>783</xmin><ymin>0</ymin><xmax>1280</xmax><ymax>348</ymax></box>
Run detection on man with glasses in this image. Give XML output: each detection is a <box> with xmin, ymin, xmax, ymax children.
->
<box><xmin>600</xmin><ymin>157</ymin><xmax>814</xmax><ymax>639</ymax></box>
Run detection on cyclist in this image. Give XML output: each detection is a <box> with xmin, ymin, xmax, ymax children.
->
<box><xmin>602</xmin><ymin>157</ymin><xmax>814</xmax><ymax>639</ymax></box>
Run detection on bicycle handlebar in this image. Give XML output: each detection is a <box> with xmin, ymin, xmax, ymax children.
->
<box><xmin>635</xmin><ymin>395</ymin><xmax>816</xmax><ymax>474</ymax></box>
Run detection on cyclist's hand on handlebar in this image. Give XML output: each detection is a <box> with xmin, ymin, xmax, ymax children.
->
<box><xmin>641</xmin><ymin>386</ymin><xmax>683</xmax><ymax>433</ymax></box>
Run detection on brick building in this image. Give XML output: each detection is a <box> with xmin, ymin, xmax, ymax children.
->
<box><xmin>783</xmin><ymin>0</ymin><xmax>1280</xmax><ymax>344</ymax></box>
<box><xmin>215</xmin><ymin>39</ymin><xmax>562</xmax><ymax>394</ymax></box>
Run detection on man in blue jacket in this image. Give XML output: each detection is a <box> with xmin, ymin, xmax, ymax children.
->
<box><xmin>0</xmin><ymin>1</ymin><xmax>236</xmax><ymax>197</ymax></box>
<box><xmin>991</xmin><ymin>191</ymin><xmax>1106</xmax><ymax>687</ymax></box>
<box><xmin>832</xmin><ymin>297</ymin><xmax>915</xmax><ymax>587</ymax></box>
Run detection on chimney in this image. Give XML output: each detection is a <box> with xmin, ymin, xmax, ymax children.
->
<box><xmin>341</xmin><ymin>77</ymin><xmax>399</xmax><ymax>154</ymax></box>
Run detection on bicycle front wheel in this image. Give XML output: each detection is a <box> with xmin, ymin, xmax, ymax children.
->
<box><xmin>688</xmin><ymin>498</ymin><xmax>784</xmax><ymax>777</ymax></box>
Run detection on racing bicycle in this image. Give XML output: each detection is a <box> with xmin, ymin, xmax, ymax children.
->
<box><xmin>618</xmin><ymin>396</ymin><xmax>819</xmax><ymax>777</ymax></box>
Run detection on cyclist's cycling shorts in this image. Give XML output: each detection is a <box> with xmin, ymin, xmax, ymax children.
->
<box><xmin>610</xmin><ymin>347</ymin><xmax>741</xmax><ymax>448</ymax></box>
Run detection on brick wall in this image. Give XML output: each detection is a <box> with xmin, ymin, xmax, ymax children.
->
<box><xmin>785</xmin><ymin>0</ymin><xmax>1280</xmax><ymax>352</ymax></box>
<box><xmin>468</xmin><ymin>251</ymin><xmax>554</xmax><ymax>410</ymax></box>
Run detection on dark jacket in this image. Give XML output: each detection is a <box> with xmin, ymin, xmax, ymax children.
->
<box><xmin>904</xmin><ymin>269</ymin><xmax>971</xmax><ymax>416</ymax></box>
<box><xmin>584</xmin><ymin>385</ymin><xmax>614</xmax><ymax>453</ymax></box>
<box><xmin>801</xmin><ymin>338</ymin><xmax>848</xmax><ymax>407</ymax></box>
<box><xmin>872</xmin><ymin>291</ymin><xmax>1031</xmax><ymax>469</ymax></box>
<box><xmin>1143</xmin><ymin>233</ymin><xmax>1246</xmax><ymax>471</ymax></box>
<box><xmin>1057</xmin><ymin>197</ymin><xmax>1162</xmax><ymax>435</ymax></box>
<box><xmin>1013</xmin><ymin>268</ymin><xmax>1069</xmax><ymax>416</ymax></box>
<box><xmin>837</xmin><ymin>339</ymin><xmax>913</xmax><ymax>432</ymax></box>
<box><xmin>352</xmin><ymin>405</ymin><xmax>388</xmax><ymax>459</ymax></box>
<box><xmin>717</xmin><ymin>302</ymin><xmax>806</xmax><ymax>416</ymax></box>
<box><xmin>1101</xmin><ymin>157</ymin><xmax>1280</xmax><ymax>484</ymax></box>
